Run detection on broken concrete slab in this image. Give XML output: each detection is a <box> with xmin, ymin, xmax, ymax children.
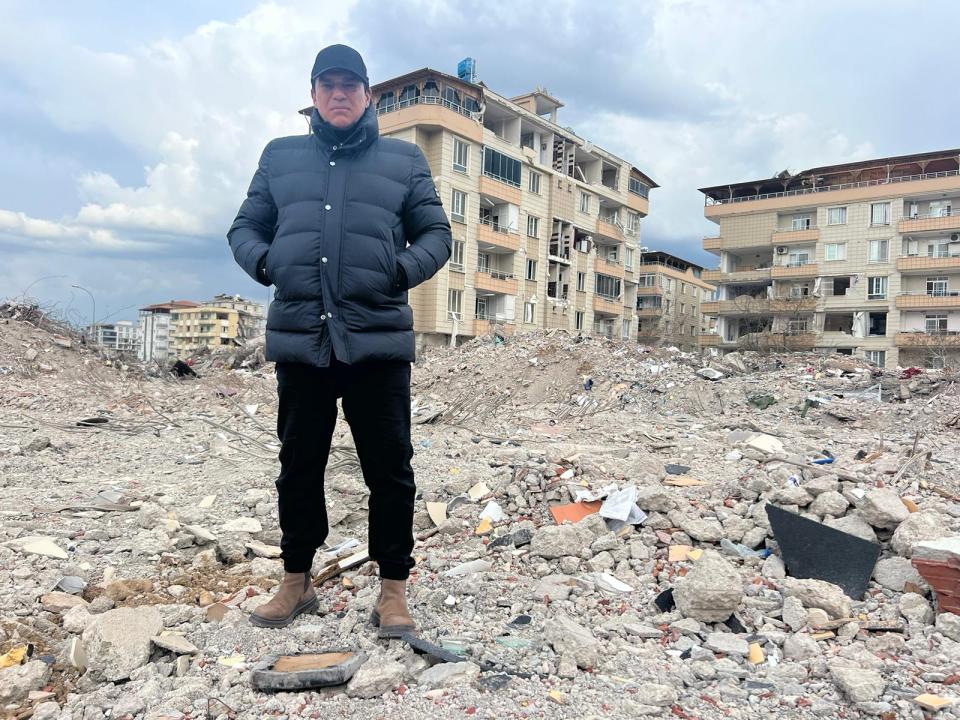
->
<box><xmin>781</xmin><ymin>578</ymin><xmax>852</xmax><ymax>619</ymax></box>
<box><xmin>857</xmin><ymin>489</ymin><xmax>909</xmax><ymax>529</ymax></box>
<box><xmin>673</xmin><ymin>550</ymin><xmax>743</xmax><ymax>622</ymax></box>
<box><xmin>81</xmin><ymin>606</ymin><xmax>163</xmax><ymax>681</ymax></box>
<box><xmin>767</xmin><ymin>504</ymin><xmax>880</xmax><ymax>598</ymax></box>
<box><xmin>250</xmin><ymin>650</ymin><xmax>366</xmax><ymax>691</ymax></box>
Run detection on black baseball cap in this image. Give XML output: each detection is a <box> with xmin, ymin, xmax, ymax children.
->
<box><xmin>310</xmin><ymin>44</ymin><xmax>369</xmax><ymax>86</ymax></box>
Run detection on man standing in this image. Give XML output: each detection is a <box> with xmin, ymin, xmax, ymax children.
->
<box><xmin>228</xmin><ymin>45</ymin><xmax>451</xmax><ymax>635</ymax></box>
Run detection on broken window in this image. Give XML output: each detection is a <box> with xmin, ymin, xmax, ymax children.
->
<box><xmin>830</xmin><ymin>276</ymin><xmax>851</xmax><ymax>296</ymax></box>
<box><xmin>575</xmin><ymin>311</ymin><xmax>584</xmax><ymax>331</ymax></box>
<box><xmin>442</xmin><ymin>86</ymin><xmax>461</xmax><ymax>108</ymax></box>
<box><xmin>868</xmin><ymin>312</ymin><xmax>887</xmax><ymax>336</ymax></box>
<box><xmin>824</xmin><ymin>314</ymin><xmax>853</xmax><ymax>333</ymax></box>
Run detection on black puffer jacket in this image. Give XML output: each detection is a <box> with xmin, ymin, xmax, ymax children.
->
<box><xmin>228</xmin><ymin>104</ymin><xmax>451</xmax><ymax>365</ymax></box>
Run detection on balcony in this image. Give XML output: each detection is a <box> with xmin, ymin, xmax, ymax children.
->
<box><xmin>479</xmin><ymin>175</ymin><xmax>521</xmax><ymax>205</ymax></box>
<box><xmin>474</xmin><ymin>269</ymin><xmax>517</xmax><ymax>295</ymax></box>
<box><xmin>771</xmin><ymin>262</ymin><xmax>819</xmax><ymax>279</ymax></box>
<box><xmin>635</xmin><ymin>307</ymin><xmax>661</xmax><ymax>318</ymax></box>
<box><xmin>596</xmin><ymin>257</ymin><xmax>625</xmax><ymax>278</ymax></box>
<box><xmin>895</xmin><ymin>331</ymin><xmax>960</xmax><ymax>347</ymax></box>
<box><xmin>698</xmin><ymin>334</ymin><xmax>721</xmax><ymax>347</ymax></box>
<box><xmin>895</xmin><ymin>293</ymin><xmax>960</xmax><ymax>310</ymax></box>
<box><xmin>700</xmin><ymin>297</ymin><xmax>817</xmax><ymax>315</ymax></box>
<box><xmin>376</xmin><ymin>94</ymin><xmax>483</xmax><ymax>143</ymax></box>
<box><xmin>597</xmin><ymin>218</ymin><xmax>624</xmax><ymax>241</ymax></box>
<box><xmin>593</xmin><ymin>295</ymin><xmax>623</xmax><ymax>316</ymax></box>
<box><xmin>772</xmin><ymin>228</ymin><xmax>819</xmax><ymax>245</ymax></box>
<box><xmin>899</xmin><ymin>211</ymin><xmax>960</xmax><ymax>234</ymax></box>
<box><xmin>477</xmin><ymin>219</ymin><xmax>520</xmax><ymax>252</ymax></box>
<box><xmin>896</xmin><ymin>256</ymin><xmax>960</xmax><ymax>273</ymax></box>
<box><xmin>636</xmin><ymin>286</ymin><xmax>663</xmax><ymax>296</ymax></box>
<box><xmin>703</xmin><ymin>267</ymin><xmax>772</xmax><ymax>283</ymax></box>
<box><xmin>703</xmin><ymin>236</ymin><xmax>721</xmax><ymax>252</ymax></box>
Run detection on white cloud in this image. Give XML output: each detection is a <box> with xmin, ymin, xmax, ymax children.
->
<box><xmin>0</xmin><ymin>209</ymin><xmax>152</xmax><ymax>251</ymax></box>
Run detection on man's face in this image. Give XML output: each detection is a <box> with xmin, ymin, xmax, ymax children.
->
<box><xmin>312</xmin><ymin>70</ymin><xmax>371</xmax><ymax>129</ymax></box>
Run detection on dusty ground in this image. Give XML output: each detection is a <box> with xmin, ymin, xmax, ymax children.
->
<box><xmin>2</xmin><ymin>303</ymin><xmax>960</xmax><ymax>720</ymax></box>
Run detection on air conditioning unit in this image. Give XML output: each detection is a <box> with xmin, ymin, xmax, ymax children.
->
<box><xmin>951</xmin><ymin>233</ymin><xmax>959</xmax><ymax>242</ymax></box>
<box><xmin>775</xmin><ymin>246</ymin><xmax>788</xmax><ymax>254</ymax></box>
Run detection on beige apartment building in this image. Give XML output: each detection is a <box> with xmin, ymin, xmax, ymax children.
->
<box><xmin>357</xmin><ymin>66</ymin><xmax>658</xmax><ymax>346</ymax></box>
<box><xmin>698</xmin><ymin>149</ymin><xmax>960</xmax><ymax>369</ymax></box>
<box><xmin>633</xmin><ymin>250</ymin><xmax>715</xmax><ymax>351</ymax></box>
<box><xmin>169</xmin><ymin>305</ymin><xmax>244</xmax><ymax>358</ymax></box>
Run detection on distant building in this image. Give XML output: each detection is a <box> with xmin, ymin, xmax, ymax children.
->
<box><xmin>138</xmin><ymin>301</ymin><xmax>200</xmax><ymax>362</ymax></box>
<box><xmin>169</xmin><ymin>304</ymin><xmax>253</xmax><ymax>358</ymax></box>
<box><xmin>204</xmin><ymin>294</ymin><xmax>266</xmax><ymax>341</ymax></box>
<box><xmin>632</xmin><ymin>250</ymin><xmax>716</xmax><ymax>351</ymax></box>
<box><xmin>91</xmin><ymin>321</ymin><xmax>138</xmax><ymax>352</ymax></box>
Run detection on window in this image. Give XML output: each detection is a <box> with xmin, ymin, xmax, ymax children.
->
<box><xmin>576</xmin><ymin>272</ymin><xmax>586</xmax><ymax>292</ymax></box>
<box><xmin>475</xmin><ymin>296</ymin><xmax>488</xmax><ymax>320</ymax></box>
<box><xmin>827</xmin><ymin>206</ymin><xmax>847</xmax><ymax>225</ymax></box>
<box><xmin>926</xmin><ymin>314</ymin><xmax>948</xmax><ymax>333</ymax></box>
<box><xmin>482</xmin><ymin>147</ymin><xmax>521</xmax><ymax>187</ymax></box>
<box><xmin>680</xmin><ymin>303</ymin><xmax>686</xmax><ymax>315</ymax></box>
<box><xmin>637</xmin><ymin>273</ymin><xmax>656</xmax><ymax>288</ymax></box>
<box><xmin>870</xmin><ymin>202</ymin><xmax>891</xmax><ymax>226</ymax></box>
<box><xmin>524</xmin><ymin>302</ymin><xmax>534</xmax><ymax>324</ymax></box>
<box><xmin>575</xmin><ymin>311</ymin><xmax>584</xmax><ymax>331</ymax></box>
<box><xmin>787</xmin><ymin>319</ymin><xmax>810</xmax><ymax>334</ymax></box>
<box><xmin>528</xmin><ymin>171</ymin><xmax>541</xmax><ymax>194</ymax></box>
<box><xmin>526</xmin><ymin>215</ymin><xmax>539</xmax><ymax>238</ymax></box>
<box><xmin>447</xmin><ymin>289</ymin><xmax>463</xmax><ymax>320</ymax></box>
<box><xmin>928</xmin><ymin>355</ymin><xmax>945</xmax><ymax>370</ymax></box>
<box><xmin>868</xmin><ymin>239</ymin><xmax>889</xmax><ymax>263</ymax></box>
<box><xmin>927</xmin><ymin>276</ymin><xmax>948</xmax><ymax>296</ymax></box>
<box><xmin>867</xmin><ymin>276</ymin><xmax>887</xmax><ymax>299</ymax></box>
<box><xmin>624</xmin><ymin>247</ymin><xmax>634</xmax><ymax>270</ymax></box>
<box><xmin>790</xmin><ymin>283</ymin><xmax>810</xmax><ymax>298</ymax></box>
<box><xmin>477</xmin><ymin>252</ymin><xmax>490</xmax><ymax>273</ymax></box>
<box><xmin>927</xmin><ymin>242</ymin><xmax>949</xmax><ymax>258</ymax></box>
<box><xmin>579</xmin><ymin>192</ymin><xmax>591</xmax><ymax>214</ymax></box>
<box><xmin>621</xmin><ymin>320</ymin><xmax>631</xmax><ymax>340</ymax></box>
<box><xmin>449</xmin><ymin>189</ymin><xmax>466</xmax><ymax>223</ymax></box>
<box><xmin>824</xmin><ymin>243</ymin><xmax>847</xmax><ymax>261</ymax></box>
<box><xmin>595</xmin><ymin>274</ymin><xmax>621</xmax><ymax>299</ymax></box>
<box><xmin>628</xmin><ymin>177</ymin><xmax>649</xmax><ymax>197</ymax></box>
<box><xmin>787</xmin><ymin>250</ymin><xmax>810</xmax><ymax>267</ymax></box>
<box><xmin>868</xmin><ymin>312</ymin><xmax>887</xmax><ymax>336</ymax></box>
<box><xmin>452</xmin><ymin>138</ymin><xmax>469</xmax><ymax>172</ymax></box>
<box><xmin>525</xmin><ymin>259</ymin><xmax>537</xmax><ymax>281</ymax></box>
<box><xmin>791</xmin><ymin>215</ymin><xmax>812</xmax><ymax>230</ymax></box>
<box><xmin>865</xmin><ymin>350</ymin><xmax>886</xmax><ymax>366</ymax></box>
<box><xmin>450</xmin><ymin>239</ymin><xmax>465</xmax><ymax>272</ymax></box>
<box><xmin>627</xmin><ymin>212</ymin><xmax>640</xmax><ymax>232</ymax></box>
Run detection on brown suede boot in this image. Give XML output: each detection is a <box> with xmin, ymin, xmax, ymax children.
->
<box><xmin>369</xmin><ymin>578</ymin><xmax>416</xmax><ymax>638</ymax></box>
<box><xmin>249</xmin><ymin>572</ymin><xmax>318</xmax><ymax>628</ymax></box>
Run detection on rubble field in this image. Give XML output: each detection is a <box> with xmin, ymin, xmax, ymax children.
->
<box><xmin>2</xmin><ymin>302</ymin><xmax>960</xmax><ymax>720</ymax></box>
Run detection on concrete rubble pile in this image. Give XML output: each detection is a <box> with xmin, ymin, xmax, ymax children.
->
<box><xmin>1</xmin><ymin>315</ymin><xmax>960</xmax><ymax>719</ymax></box>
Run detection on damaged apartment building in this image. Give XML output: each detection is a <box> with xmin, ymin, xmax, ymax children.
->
<box><xmin>300</xmin><ymin>60</ymin><xmax>714</xmax><ymax>347</ymax></box>
<box><xmin>699</xmin><ymin>148</ymin><xmax>960</xmax><ymax>368</ymax></box>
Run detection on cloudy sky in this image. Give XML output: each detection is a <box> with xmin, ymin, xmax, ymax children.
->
<box><xmin>2</xmin><ymin>0</ymin><xmax>958</xmax><ymax>326</ymax></box>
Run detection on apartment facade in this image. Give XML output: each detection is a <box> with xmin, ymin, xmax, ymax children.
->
<box><xmin>699</xmin><ymin>149</ymin><xmax>960</xmax><ymax>369</ymax></box>
<box><xmin>91</xmin><ymin>321</ymin><xmax>137</xmax><ymax>352</ymax></box>
<box><xmin>205</xmin><ymin>294</ymin><xmax>266</xmax><ymax>341</ymax></box>
<box><xmin>138</xmin><ymin>301</ymin><xmax>199</xmax><ymax>362</ymax></box>
<box><xmin>633</xmin><ymin>251</ymin><xmax>715</xmax><ymax>351</ymax></box>
<box><xmin>169</xmin><ymin>305</ymin><xmax>244</xmax><ymax>358</ymax></box>
<box><xmin>358</xmin><ymin>66</ymin><xmax>657</xmax><ymax>346</ymax></box>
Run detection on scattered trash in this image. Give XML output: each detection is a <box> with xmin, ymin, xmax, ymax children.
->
<box><xmin>0</xmin><ymin>645</ymin><xmax>29</xmax><ymax>669</ymax></box>
<box><xmin>250</xmin><ymin>651</ymin><xmax>366</xmax><ymax>691</ymax></box>
<box><xmin>426</xmin><ymin>502</ymin><xmax>447</xmax><ymax>527</ymax></box>
<box><xmin>747</xmin><ymin>642</ymin><xmax>764</xmax><ymax>665</ymax></box>
<box><xmin>55</xmin><ymin>576</ymin><xmax>87</xmax><ymax>594</ymax></box>
<box><xmin>747</xmin><ymin>394</ymin><xmax>777</xmax><ymax>410</ymax></box>
<box><xmin>912</xmin><ymin>537</ymin><xmax>960</xmax><ymax>614</ymax></box>
<box><xmin>767</xmin><ymin>504</ymin><xmax>880</xmax><ymax>598</ymax></box>
<box><xmin>719</xmin><ymin>538</ymin><xmax>771</xmax><ymax>559</ymax></box>
<box><xmin>589</xmin><ymin>572</ymin><xmax>633</xmax><ymax>593</ymax></box>
<box><xmin>914</xmin><ymin>693</ymin><xmax>953</xmax><ymax>712</ymax></box>
<box><xmin>598</xmin><ymin>486</ymin><xmax>647</xmax><ymax>525</ymax></box>
<box><xmin>549</xmin><ymin>501</ymin><xmax>600</xmax><ymax>525</ymax></box>
<box><xmin>474</xmin><ymin>518</ymin><xmax>492</xmax><ymax>536</ymax></box>
<box><xmin>170</xmin><ymin>360</ymin><xmax>198</xmax><ymax>378</ymax></box>
<box><xmin>479</xmin><ymin>500</ymin><xmax>506</xmax><ymax>523</ymax></box>
<box><xmin>467</xmin><ymin>482</ymin><xmax>490</xmax><ymax>502</ymax></box>
<box><xmin>662</xmin><ymin>476</ymin><xmax>706</xmax><ymax>487</ymax></box>
<box><xmin>669</xmin><ymin>545</ymin><xmax>693</xmax><ymax>562</ymax></box>
<box><xmin>654</xmin><ymin>589</ymin><xmax>675</xmax><ymax>612</ymax></box>
<box><xmin>664</xmin><ymin>464</ymin><xmax>691</xmax><ymax>475</ymax></box>
<box><xmin>76</xmin><ymin>417</ymin><xmax>109</xmax><ymax>427</ymax></box>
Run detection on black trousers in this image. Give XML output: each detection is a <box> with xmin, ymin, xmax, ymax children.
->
<box><xmin>274</xmin><ymin>358</ymin><xmax>416</xmax><ymax>580</ymax></box>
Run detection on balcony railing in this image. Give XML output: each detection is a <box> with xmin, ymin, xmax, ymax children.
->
<box><xmin>478</xmin><ymin>216</ymin><xmax>517</xmax><ymax>234</ymax></box>
<box><xmin>477</xmin><ymin>268</ymin><xmax>514</xmax><ymax>281</ymax></box>
<box><xmin>376</xmin><ymin>94</ymin><xmax>476</xmax><ymax>119</ymax></box>
<box><xmin>705</xmin><ymin>169</ymin><xmax>960</xmax><ymax>205</ymax></box>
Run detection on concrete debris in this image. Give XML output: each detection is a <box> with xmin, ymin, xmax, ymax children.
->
<box><xmin>781</xmin><ymin>578</ymin><xmax>852</xmax><ymax>619</ymax></box>
<box><xmin>673</xmin><ymin>550</ymin><xmax>743</xmax><ymax>622</ymax></box>
<box><xmin>81</xmin><ymin>606</ymin><xmax>164</xmax><ymax>681</ymax></box>
<box><xmin>2</xmin><ymin>320</ymin><xmax>960</xmax><ymax>717</ymax></box>
<box><xmin>830</xmin><ymin>664</ymin><xmax>886</xmax><ymax>702</ymax></box>
<box><xmin>0</xmin><ymin>660</ymin><xmax>52</xmax><ymax>703</ymax></box>
<box><xmin>857</xmin><ymin>488</ymin><xmax>910</xmax><ymax>529</ymax></box>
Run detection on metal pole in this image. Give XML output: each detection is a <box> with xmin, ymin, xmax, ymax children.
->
<box><xmin>71</xmin><ymin>284</ymin><xmax>95</xmax><ymax>343</ymax></box>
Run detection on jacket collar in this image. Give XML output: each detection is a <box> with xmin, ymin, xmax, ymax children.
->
<box><xmin>310</xmin><ymin>104</ymin><xmax>379</xmax><ymax>152</ymax></box>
